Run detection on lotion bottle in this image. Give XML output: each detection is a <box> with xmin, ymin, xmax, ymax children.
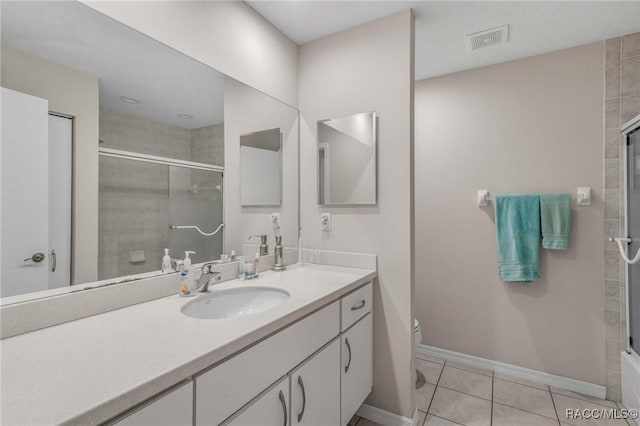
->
<box><xmin>184</xmin><ymin>251</ymin><xmax>196</xmax><ymax>290</ymax></box>
<box><xmin>161</xmin><ymin>248</ymin><xmax>171</xmax><ymax>273</ymax></box>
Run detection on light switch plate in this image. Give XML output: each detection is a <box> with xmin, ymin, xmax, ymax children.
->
<box><xmin>321</xmin><ymin>213</ymin><xmax>332</xmax><ymax>231</ymax></box>
<box><xmin>270</xmin><ymin>212</ymin><xmax>281</xmax><ymax>230</ymax></box>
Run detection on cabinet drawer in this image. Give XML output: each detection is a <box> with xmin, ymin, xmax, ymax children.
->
<box><xmin>340</xmin><ymin>283</ymin><xmax>372</xmax><ymax>332</ymax></box>
<box><xmin>196</xmin><ymin>301</ymin><xmax>340</xmax><ymax>425</ymax></box>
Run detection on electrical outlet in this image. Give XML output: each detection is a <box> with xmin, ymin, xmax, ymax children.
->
<box><xmin>320</xmin><ymin>212</ymin><xmax>331</xmax><ymax>231</ymax></box>
<box><xmin>270</xmin><ymin>212</ymin><xmax>281</xmax><ymax>230</ymax></box>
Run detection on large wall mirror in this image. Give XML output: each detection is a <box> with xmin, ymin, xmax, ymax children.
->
<box><xmin>317</xmin><ymin>112</ymin><xmax>377</xmax><ymax>205</ymax></box>
<box><xmin>0</xmin><ymin>1</ymin><xmax>299</xmax><ymax>303</ymax></box>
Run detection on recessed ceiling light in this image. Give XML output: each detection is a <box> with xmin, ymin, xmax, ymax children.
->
<box><xmin>120</xmin><ymin>96</ymin><xmax>141</xmax><ymax>104</ymax></box>
<box><xmin>177</xmin><ymin>114</ymin><xmax>194</xmax><ymax>120</ymax></box>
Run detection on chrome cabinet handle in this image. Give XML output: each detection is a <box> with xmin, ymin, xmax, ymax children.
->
<box><xmin>50</xmin><ymin>250</ymin><xmax>57</xmax><ymax>272</ymax></box>
<box><xmin>297</xmin><ymin>375</ymin><xmax>306</xmax><ymax>422</ymax></box>
<box><xmin>24</xmin><ymin>252</ymin><xmax>45</xmax><ymax>263</ymax></box>
<box><xmin>345</xmin><ymin>338</ymin><xmax>352</xmax><ymax>373</ymax></box>
<box><xmin>278</xmin><ymin>390</ymin><xmax>287</xmax><ymax>426</ymax></box>
<box><xmin>351</xmin><ymin>300</ymin><xmax>366</xmax><ymax>311</ymax></box>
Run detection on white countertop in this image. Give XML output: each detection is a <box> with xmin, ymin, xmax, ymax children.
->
<box><xmin>0</xmin><ymin>263</ymin><xmax>376</xmax><ymax>425</ymax></box>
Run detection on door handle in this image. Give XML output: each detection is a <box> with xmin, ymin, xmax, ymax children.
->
<box><xmin>345</xmin><ymin>338</ymin><xmax>352</xmax><ymax>373</ymax></box>
<box><xmin>278</xmin><ymin>390</ymin><xmax>288</xmax><ymax>426</ymax></box>
<box><xmin>297</xmin><ymin>375</ymin><xmax>306</xmax><ymax>422</ymax></box>
<box><xmin>50</xmin><ymin>250</ymin><xmax>57</xmax><ymax>272</ymax></box>
<box><xmin>24</xmin><ymin>252</ymin><xmax>45</xmax><ymax>263</ymax></box>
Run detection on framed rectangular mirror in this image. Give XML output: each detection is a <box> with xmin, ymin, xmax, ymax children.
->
<box><xmin>240</xmin><ymin>128</ymin><xmax>282</xmax><ymax>206</ymax></box>
<box><xmin>317</xmin><ymin>112</ymin><xmax>377</xmax><ymax>205</ymax></box>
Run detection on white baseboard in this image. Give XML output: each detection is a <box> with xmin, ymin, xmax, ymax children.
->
<box><xmin>417</xmin><ymin>344</ymin><xmax>606</xmax><ymax>400</ymax></box>
<box><xmin>356</xmin><ymin>404</ymin><xmax>417</xmax><ymax>426</ymax></box>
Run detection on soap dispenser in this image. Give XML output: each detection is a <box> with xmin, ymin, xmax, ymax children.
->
<box><xmin>162</xmin><ymin>248</ymin><xmax>171</xmax><ymax>273</ymax></box>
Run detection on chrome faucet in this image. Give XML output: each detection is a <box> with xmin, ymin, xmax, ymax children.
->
<box><xmin>272</xmin><ymin>235</ymin><xmax>286</xmax><ymax>271</ymax></box>
<box><xmin>249</xmin><ymin>234</ymin><xmax>269</xmax><ymax>256</ymax></box>
<box><xmin>196</xmin><ymin>262</ymin><xmax>222</xmax><ymax>293</ymax></box>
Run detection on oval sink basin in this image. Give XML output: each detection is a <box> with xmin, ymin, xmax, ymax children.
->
<box><xmin>181</xmin><ymin>286</ymin><xmax>289</xmax><ymax>319</ymax></box>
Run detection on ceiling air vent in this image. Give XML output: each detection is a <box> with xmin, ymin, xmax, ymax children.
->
<box><xmin>466</xmin><ymin>25</ymin><xmax>509</xmax><ymax>51</ymax></box>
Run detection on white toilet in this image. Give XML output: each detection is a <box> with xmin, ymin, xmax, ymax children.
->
<box><xmin>414</xmin><ymin>319</ymin><xmax>422</xmax><ymax>347</ymax></box>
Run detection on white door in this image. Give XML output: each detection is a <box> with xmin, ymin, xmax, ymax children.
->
<box><xmin>1</xmin><ymin>88</ymin><xmax>50</xmax><ymax>298</ymax></box>
<box><xmin>225</xmin><ymin>376</ymin><xmax>290</xmax><ymax>426</ymax></box>
<box><xmin>48</xmin><ymin>114</ymin><xmax>72</xmax><ymax>289</ymax></box>
<box><xmin>290</xmin><ymin>339</ymin><xmax>341</xmax><ymax>426</ymax></box>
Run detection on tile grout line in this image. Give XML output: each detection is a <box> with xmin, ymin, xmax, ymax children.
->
<box><xmin>616</xmin><ymin>401</ymin><xmax>632</xmax><ymax>426</ymax></box>
<box><xmin>549</xmin><ymin>385</ymin><xmax>562</xmax><ymax>426</ymax></box>
<box><xmin>435</xmin><ymin>384</ymin><xmax>492</xmax><ymax>402</ymax></box>
<box><xmin>493</xmin><ymin>375</ymin><xmax>552</xmax><ymax>392</ymax></box>
<box><xmin>490</xmin><ymin>371</ymin><xmax>494</xmax><ymax>426</ymax></box>
<box><xmin>425</xmin><ymin>359</ymin><xmax>446</xmax><ymax>414</ymax></box>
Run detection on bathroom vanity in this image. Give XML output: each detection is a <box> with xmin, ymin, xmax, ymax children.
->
<box><xmin>0</xmin><ymin>264</ymin><xmax>375</xmax><ymax>425</ymax></box>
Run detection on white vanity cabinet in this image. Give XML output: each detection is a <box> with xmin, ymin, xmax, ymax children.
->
<box><xmin>111</xmin><ymin>380</ymin><xmax>193</xmax><ymax>426</ymax></box>
<box><xmin>109</xmin><ymin>282</ymin><xmax>373</xmax><ymax>426</ymax></box>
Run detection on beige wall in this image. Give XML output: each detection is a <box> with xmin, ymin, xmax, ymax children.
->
<box><xmin>414</xmin><ymin>43</ymin><xmax>605</xmax><ymax>385</ymax></box>
<box><xmin>81</xmin><ymin>1</ymin><xmax>298</xmax><ymax>107</ymax></box>
<box><xmin>299</xmin><ymin>11</ymin><xmax>415</xmax><ymax>418</ymax></box>
<box><xmin>1</xmin><ymin>46</ymin><xmax>99</xmax><ymax>284</ymax></box>
<box><xmin>224</xmin><ymin>78</ymin><xmax>298</xmax><ymax>255</ymax></box>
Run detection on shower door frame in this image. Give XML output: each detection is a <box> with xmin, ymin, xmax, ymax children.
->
<box><xmin>622</xmin><ymin>113</ymin><xmax>640</xmax><ymax>355</ymax></box>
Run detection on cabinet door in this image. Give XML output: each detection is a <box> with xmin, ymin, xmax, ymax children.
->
<box><xmin>341</xmin><ymin>314</ymin><xmax>372</xmax><ymax>426</ymax></box>
<box><xmin>290</xmin><ymin>339</ymin><xmax>340</xmax><ymax>426</ymax></box>
<box><xmin>114</xmin><ymin>381</ymin><xmax>193</xmax><ymax>426</ymax></box>
<box><xmin>225</xmin><ymin>376</ymin><xmax>290</xmax><ymax>426</ymax></box>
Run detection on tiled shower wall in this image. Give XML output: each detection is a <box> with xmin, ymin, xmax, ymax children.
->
<box><xmin>604</xmin><ymin>32</ymin><xmax>640</xmax><ymax>401</ymax></box>
<box><xmin>98</xmin><ymin>109</ymin><xmax>224</xmax><ymax>279</ymax></box>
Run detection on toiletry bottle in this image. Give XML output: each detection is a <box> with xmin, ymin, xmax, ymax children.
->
<box><xmin>179</xmin><ymin>269</ymin><xmax>192</xmax><ymax>296</ymax></box>
<box><xmin>184</xmin><ymin>251</ymin><xmax>196</xmax><ymax>290</ymax></box>
<box><xmin>162</xmin><ymin>248</ymin><xmax>171</xmax><ymax>273</ymax></box>
<box><xmin>230</xmin><ymin>249</ymin><xmax>237</xmax><ymax>262</ymax></box>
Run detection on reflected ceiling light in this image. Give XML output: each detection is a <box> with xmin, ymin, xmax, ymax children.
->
<box><xmin>177</xmin><ymin>114</ymin><xmax>194</xmax><ymax>119</ymax></box>
<box><xmin>120</xmin><ymin>96</ymin><xmax>141</xmax><ymax>104</ymax></box>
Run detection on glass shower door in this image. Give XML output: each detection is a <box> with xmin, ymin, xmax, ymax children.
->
<box><xmin>627</xmin><ymin>128</ymin><xmax>640</xmax><ymax>353</ymax></box>
<box><xmin>168</xmin><ymin>166</ymin><xmax>224</xmax><ymax>265</ymax></box>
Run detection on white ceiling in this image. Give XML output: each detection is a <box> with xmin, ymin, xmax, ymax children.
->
<box><xmin>1</xmin><ymin>1</ymin><xmax>225</xmax><ymax>129</ymax></box>
<box><xmin>248</xmin><ymin>1</ymin><xmax>640</xmax><ymax>81</ymax></box>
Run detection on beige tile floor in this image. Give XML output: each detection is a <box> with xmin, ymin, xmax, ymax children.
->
<box><xmin>349</xmin><ymin>354</ymin><xmax>636</xmax><ymax>426</ymax></box>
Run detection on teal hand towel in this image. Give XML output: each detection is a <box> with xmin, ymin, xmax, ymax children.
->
<box><xmin>540</xmin><ymin>193</ymin><xmax>571</xmax><ymax>250</ymax></box>
<box><xmin>495</xmin><ymin>194</ymin><xmax>540</xmax><ymax>282</ymax></box>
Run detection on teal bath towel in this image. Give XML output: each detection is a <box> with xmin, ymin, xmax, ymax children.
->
<box><xmin>540</xmin><ymin>193</ymin><xmax>571</xmax><ymax>250</ymax></box>
<box><xmin>495</xmin><ymin>194</ymin><xmax>541</xmax><ymax>282</ymax></box>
